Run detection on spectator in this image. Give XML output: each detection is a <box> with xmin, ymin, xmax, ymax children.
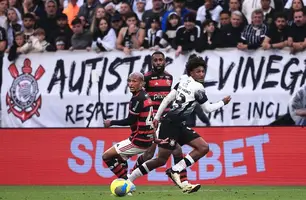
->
<box><xmin>23</xmin><ymin>28</ymin><xmax>55</xmax><ymax>53</ymax></box>
<box><xmin>289</xmin><ymin>84</ymin><xmax>306</xmax><ymax>125</ymax></box>
<box><xmin>219</xmin><ymin>11</ymin><xmax>245</xmax><ymax>48</ymax></box>
<box><xmin>90</xmin><ymin>6</ymin><xmax>109</xmax><ymax>33</ymax></box>
<box><xmin>143</xmin><ymin>16</ymin><xmax>162</xmax><ymax>50</ymax></box>
<box><xmin>77</xmin><ymin>0</ymin><xmax>101</xmax><ymax>25</ymax></box>
<box><xmin>163</xmin><ymin>0</ymin><xmax>174</xmax><ymax>11</ymax></box>
<box><xmin>63</xmin><ymin>0</ymin><xmax>80</xmax><ymax>28</ymax></box>
<box><xmin>262</xmin><ymin>12</ymin><xmax>288</xmax><ymax>50</ymax></box>
<box><xmin>8</xmin><ymin>32</ymin><xmax>27</xmax><ymax>61</ymax></box>
<box><xmin>7</xmin><ymin>8</ymin><xmax>23</xmax><ymax>48</ymax></box>
<box><xmin>22</xmin><ymin>13</ymin><xmax>35</xmax><ymax>43</ymax></box>
<box><xmin>174</xmin><ymin>12</ymin><xmax>200</xmax><ymax>57</ymax></box>
<box><xmin>285</xmin><ymin>0</ymin><xmax>304</xmax><ymax>25</ymax></box>
<box><xmin>135</xmin><ymin>0</ymin><xmax>146</xmax><ymax>21</ymax></box>
<box><xmin>288</xmin><ymin>9</ymin><xmax>306</xmax><ymax>54</ymax></box>
<box><xmin>105</xmin><ymin>2</ymin><xmax>118</xmax><ymax>17</ymax></box>
<box><xmin>238</xmin><ymin>9</ymin><xmax>268</xmax><ymax>50</ymax></box>
<box><xmin>219</xmin><ymin>10</ymin><xmax>230</xmax><ymax>28</ymax></box>
<box><xmin>55</xmin><ymin>36</ymin><xmax>66</xmax><ymax>50</ymax></box>
<box><xmin>92</xmin><ymin>17</ymin><xmax>116</xmax><ymax>52</ymax></box>
<box><xmin>70</xmin><ymin>17</ymin><xmax>92</xmax><ymax>50</ymax></box>
<box><xmin>242</xmin><ymin>0</ymin><xmax>275</xmax><ymax>24</ymax></box>
<box><xmin>196</xmin><ymin>19</ymin><xmax>220</xmax><ymax>52</ymax></box>
<box><xmin>22</xmin><ymin>0</ymin><xmax>45</xmax><ymax>18</ymax></box>
<box><xmin>0</xmin><ymin>0</ymin><xmax>8</xmax><ymax>29</ymax></box>
<box><xmin>228</xmin><ymin>0</ymin><xmax>247</xmax><ymax>26</ymax></box>
<box><xmin>159</xmin><ymin>11</ymin><xmax>180</xmax><ymax>50</ymax></box>
<box><xmin>8</xmin><ymin>0</ymin><xmax>22</xmax><ymax>12</ymax></box>
<box><xmin>142</xmin><ymin>0</ymin><xmax>165</xmax><ymax>31</ymax></box>
<box><xmin>0</xmin><ymin>25</ymin><xmax>6</xmax><ymax>92</ymax></box>
<box><xmin>119</xmin><ymin>1</ymin><xmax>132</xmax><ymax>21</ymax></box>
<box><xmin>37</xmin><ymin>0</ymin><xmax>59</xmax><ymax>42</ymax></box>
<box><xmin>49</xmin><ymin>13</ymin><xmax>73</xmax><ymax>49</ymax></box>
<box><xmin>284</xmin><ymin>0</ymin><xmax>306</xmax><ymax>10</ymax></box>
<box><xmin>261</xmin><ymin>0</ymin><xmax>275</xmax><ymax>26</ymax></box>
<box><xmin>79</xmin><ymin>15</ymin><xmax>90</xmax><ymax>30</ymax></box>
<box><xmin>185</xmin><ymin>0</ymin><xmax>203</xmax><ymax>14</ymax></box>
<box><xmin>116</xmin><ymin>12</ymin><xmax>145</xmax><ymax>55</ymax></box>
<box><xmin>196</xmin><ymin>0</ymin><xmax>223</xmax><ymax>24</ymax></box>
<box><xmin>110</xmin><ymin>13</ymin><xmax>123</xmax><ymax>36</ymax></box>
<box><xmin>161</xmin><ymin>0</ymin><xmax>190</xmax><ymax>31</ymax></box>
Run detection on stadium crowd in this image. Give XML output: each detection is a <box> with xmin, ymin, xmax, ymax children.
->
<box><xmin>0</xmin><ymin>0</ymin><xmax>305</xmax><ymax>62</ymax></box>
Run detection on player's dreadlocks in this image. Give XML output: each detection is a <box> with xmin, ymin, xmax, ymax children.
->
<box><xmin>185</xmin><ymin>54</ymin><xmax>207</xmax><ymax>76</ymax></box>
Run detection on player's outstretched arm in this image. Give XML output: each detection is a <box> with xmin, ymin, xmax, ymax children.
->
<box><xmin>201</xmin><ymin>96</ymin><xmax>231</xmax><ymax>113</ymax></box>
<box><xmin>154</xmin><ymin>89</ymin><xmax>177</xmax><ymax>120</ymax></box>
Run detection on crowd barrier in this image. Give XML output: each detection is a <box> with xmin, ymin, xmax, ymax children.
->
<box><xmin>1</xmin><ymin>127</ymin><xmax>305</xmax><ymax>185</ymax></box>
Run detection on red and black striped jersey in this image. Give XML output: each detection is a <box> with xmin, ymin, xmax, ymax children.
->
<box><xmin>128</xmin><ymin>89</ymin><xmax>155</xmax><ymax>148</ymax></box>
<box><xmin>144</xmin><ymin>71</ymin><xmax>173</xmax><ymax>113</ymax></box>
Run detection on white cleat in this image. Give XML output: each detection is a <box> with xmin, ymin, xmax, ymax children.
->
<box><xmin>127</xmin><ymin>179</ymin><xmax>136</xmax><ymax>193</ymax></box>
<box><xmin>165</xmin><ymin>168</ymin><xmax>183</xmax><ymax>188</ymax></box>
<box><xmin>182</xmin><ymin>183</ymin><xmax>201</xmax><ymax>194</ymax></box>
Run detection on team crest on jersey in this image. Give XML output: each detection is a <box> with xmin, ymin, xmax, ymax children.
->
<box><xmin>6</xmin><ymin>59</ymin><xmax>45</xmax><ymax>123</ymax></box>
<box><xmin>166</xmin><ymin>79</ymin><xmax>171</xmax><ymax>86</ymax></box>
<box><xmin>190</xmin><ymin>35</ymin><xmax>195</xmax><ymax>42</ymax></box>
<box><xmin>169</xmin><ymin>139</ymin><xmax>176</xmax><ymax>146</ymax></box>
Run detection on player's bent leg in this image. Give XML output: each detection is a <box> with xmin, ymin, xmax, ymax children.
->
<box><xmin>131</xmin><ymin>143</ymin><xmax>157</xmax><ymax>172</ymax></box>
<box><xmin>172</xmin><ymin>144</ymin><xmax>188</xmax><ymax>184</ymax></box>
<box><xmin>187</xmin><ymin>137</ymin><xmax>209</xmax><ymax>161</ymax></box>
<box><xmin>102</xmin><ymin>146</ymin><xmax>128</xmax><ymax>179</ymax></box>
<box><xmin>128</xmin><ymin>146</ymin><xmax>173</xmax><ymax>183</ymax></box>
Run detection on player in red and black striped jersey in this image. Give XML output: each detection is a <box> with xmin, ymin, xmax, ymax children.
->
<box><xmin>131</xmin><ymin>51</ymin><xmax>197</xmax><ymax>190</ymax></box>
<box><xmin>102</xmin><ymin>72</ymin><xmax>167</xmax><ymax>182</ymax></box>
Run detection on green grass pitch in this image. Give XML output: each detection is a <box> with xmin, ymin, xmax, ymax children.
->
<box><xmin>0</xmin><ymin>186</ymin><xmax>306</xmax><ymax>200</ymax></box>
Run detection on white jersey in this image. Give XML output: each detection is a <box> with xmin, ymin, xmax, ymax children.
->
<box><xmin>164</xmin><ymin>75</ymin><xmax>208</xmax><ymax>122</ymax></box>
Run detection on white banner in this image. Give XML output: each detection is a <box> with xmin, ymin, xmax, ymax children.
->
<box><xmin>1</xmin><ymin>49</ymin><xmax>305</xmax><ymax>127</ymax></box>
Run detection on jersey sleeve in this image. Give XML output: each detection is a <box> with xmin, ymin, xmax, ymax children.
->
<box><xmin>129</xmin><ymin>97</ymin><xmax>144</xmax><ymax>115</ymax></box>
<box><xmin>194</xmin><ymin>87</ymin><xmax>208</xmax><ymax>104</ymax></box>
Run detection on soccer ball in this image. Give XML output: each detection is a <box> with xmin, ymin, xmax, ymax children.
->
<box><xmin>110</xmin><ymin>178</ymin><xmax>131</xmax><ymax>197</ymax></box>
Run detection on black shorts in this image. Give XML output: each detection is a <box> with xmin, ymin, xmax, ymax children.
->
<box><xmin>158</xmin><ymin>119</ymin><xmax>200</xmax><ymax>150</ymax></box>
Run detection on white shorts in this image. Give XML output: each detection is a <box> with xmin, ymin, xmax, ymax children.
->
<box><xmin>114</xmin><ymin>139</ymin><xmax>147</xmax><ymax>161</ymax></box>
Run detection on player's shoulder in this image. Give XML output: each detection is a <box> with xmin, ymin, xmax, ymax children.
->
<box><xmin>163</xmin><ymin>70</ymin><xmax>173</xmax><ymax>77</ymax></box>
<box><xmin>144</xmin><ymin>71</ymin><xmax>153</xmax><ymax>77</ymax></box>
<box><xmin>179</xmin><ymin>74</ymin><xmax>189</xmax><ymax>81</ymax></box>
<box><xmin>137</xmin><ymin>89</ymin><xmax>151</xmax><ymax>100</ymax></box>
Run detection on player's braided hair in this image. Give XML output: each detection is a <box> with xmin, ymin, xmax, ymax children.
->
<box><xmin>185</xmin><ymin>54</ymin><xmax>207</xmax><ymax>76</ymax></box>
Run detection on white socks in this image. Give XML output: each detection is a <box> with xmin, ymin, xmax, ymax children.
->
<box><xmin>172</xmin><ymin>154</ymin><xmax>195</xmax><ymax>172</ymax></box>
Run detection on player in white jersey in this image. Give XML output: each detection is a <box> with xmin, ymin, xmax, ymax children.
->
<box><xmin>127</xmin><ymin>54</ymin><xmax>231</xmax><ymax>193</ymax></box>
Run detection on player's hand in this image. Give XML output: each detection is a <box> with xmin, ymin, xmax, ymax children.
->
<box><xmin>152</xmin><ymin>119</ymin><xmax>159</xmax><ymax>128</ymax></box>
<box><xmin>222</xmin><ymin>96</ymin><xmax>231</xmax><ymax>105</ymax></box>
<box><xmin>154</xmin><ymin>137</ymin><xmax>169</xmax><ymax>144</ymax></box>
<box><xmin>104</xmin><ymin>120</ymin><xmax>111</xmax><ymax>128</ymax></box>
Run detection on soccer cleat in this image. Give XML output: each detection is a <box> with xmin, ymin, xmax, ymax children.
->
<box><xmin>182</xmin><ymin>183</ymin><xmax>201</xmax><ymax>194</ymax></box>
<box><xmin>165</xmin><ymin>168</ymin><xmax>183</xmax><ymax>188</ymax></box>
<box><xmin>127</xmin><ymin>179</ymin><xmax>136</xmax><ymax>193</ymax></box>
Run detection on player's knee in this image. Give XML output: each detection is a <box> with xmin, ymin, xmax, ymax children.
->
<box><xmin>143</xmin><ymin>151</ymin><xmax>155</xmax><ymax>160</ymax></box>
<box><xmin>156</xmin><ymin>157</ymin><xmax>168</xmax><ymax>167</ymax></box>
<box><xmin>197</xmin><ymin>142</ymin><xmax>209</xmax><ymax>156</ymax></box>
<box><xmin>172</xmin><ymin>145</ymin><xmax>182</xmax><ymax>157</ymax></box>
<box><xmin>102</xmin><ymin>153</ymin><xmax>110</xmax><ymax>161</ymax></box>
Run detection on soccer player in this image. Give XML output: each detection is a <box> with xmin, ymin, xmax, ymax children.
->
<box><xmin>127</xmin><ymin>55</ymin><xmax>231</xmax><ymax>193</ymax></box>
<box><xmin>131</xmin><ymin>51</ymin><xmax>199</xmax><ymax>190</ymax></box>
<box><xmin>102</xmin><ymin>72</ymin><xmax>167</xmax><ymax>183</ymax></box>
